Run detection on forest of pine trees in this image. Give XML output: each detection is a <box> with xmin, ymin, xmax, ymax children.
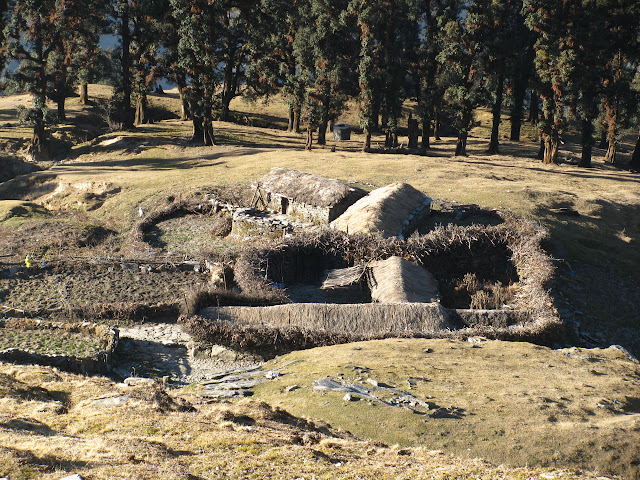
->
<box><xmin>1</xmin><ymin>0</ymin><xmax>639</xmax><ymax>168</ymax></box>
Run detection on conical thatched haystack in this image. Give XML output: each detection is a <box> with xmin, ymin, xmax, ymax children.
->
<box><xmin>254</xmin><ymin>167</ymin><xmax>366</xmax><ymax>223</ymax></box>
<box><xmin>331</xmin><ymin>183</ymin><xmax>431</xmax><ymax>239</ymax></box>
<box><xmin>368</xmin><ymin>256</ymin><xmax>439</xmax><ymax>303</ymax></box>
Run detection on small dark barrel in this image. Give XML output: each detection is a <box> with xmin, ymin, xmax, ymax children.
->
<box><xmin>333</xmin><ymin>123</ymin><xmax>351</xmax><ymax>141</ymax></box>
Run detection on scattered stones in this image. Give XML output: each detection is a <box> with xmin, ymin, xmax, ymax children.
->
<box><xmin>285</xmin><ymin>385</ymin><xmax>300</xmax><ymax>392</ymax></box>
<box><xmin>60</xmin><ymin>474</ymin><xmax>84</xmax><ymax>480</ymax></box>
<box><xmin>313</xmin><ymin>377</ymin><xmax>440</xmax><ymax>413</ymax></box>
<box><xmin>366</xmin><ymin>378</ymin><xmax>379</xmax><ymax>387</ymax></box>
<box><xmin>92</xmin><ymin>395</ymin><xmax>131</xmax><ymax>407</ymax></box>
<box><xmin>264</xmin><ymin>369</ymin><xmax>281</xmax><ymax>380</ymax></box>
<box><xmin>124</xmin><ymin>377</ymin><xmax>155</xmax><ymax>386</ymax></box>
<box><xmin>198</xmin><ymin>366</ymin><xmax>281</xmax><ymax>399</ymax></box>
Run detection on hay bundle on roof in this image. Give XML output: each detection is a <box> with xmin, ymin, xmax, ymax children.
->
<box><xmin>331</xmin><ymin>183</ymin><xmax>431</xmax><ymax>239</ymax></box>
<box><xmin>367</xmin><ymin>256</ymin><xmax>439</xmax><ymax>303</ymax></box>
<box><xmin>255</xmin><ymin>167</ymin><xmax>366</xmax><ymax>223</ymax></box>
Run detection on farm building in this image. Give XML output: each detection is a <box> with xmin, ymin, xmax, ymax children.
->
<box><xmin>331</xmin><ymin>183</ymin><xmax>432</xmax><ymax>239</ymax></box>
<box><xmin>253</xmin><ymin>167</ymin><xmax>366</xmax><ymax>224</ymax></box>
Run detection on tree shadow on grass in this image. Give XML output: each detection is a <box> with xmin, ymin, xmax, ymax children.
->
<box><xmin>538</xmin><ymin>197</ymin><xmax>640</xmax><ymax>357</ymax></box>
<box><xmin>1</xmin><ymin>445</ymin><xmax>96</xmax><ymax>474</ymax></box>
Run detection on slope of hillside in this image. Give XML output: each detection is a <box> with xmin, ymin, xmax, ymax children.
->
<box><xmin>0</xmin><ymin>360</ymin><xmax>626</xmax><ymax>480</ymax></box>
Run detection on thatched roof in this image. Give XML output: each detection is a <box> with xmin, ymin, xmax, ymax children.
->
<box><xmin>199</xmin><ymin>302</ymin><xmax>454</xmax><ymax>337</ymax></box>
<box><xmin>331</xmin><ymin>183</ymin><xmax>431</xmax><ymax>238</ymax></box>
<box><xmin>256</xmin><ymin>167</ymin><xmax>365</xmax><ymax>207</ymax></box>
<box><xmin>368</xmin><ymin>256</ymin><xmax>439</xmax><ymax>303</ymax></box>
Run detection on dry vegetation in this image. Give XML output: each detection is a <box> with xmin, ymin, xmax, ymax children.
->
<box><xmin>254</xmin><ymin>338</ymin><xmax>640</xmax><ymax>478</ymax></box>
<box><xmin>0</xmin><ymin>359</ymin><xmax>628</xmax><ymax>480</ymax></box>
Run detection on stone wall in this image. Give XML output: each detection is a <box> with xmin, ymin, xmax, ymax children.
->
<box><xmin>0</xmin><ymin>320</ymin><xmax>119</xmax><ymax>375</ymax></box>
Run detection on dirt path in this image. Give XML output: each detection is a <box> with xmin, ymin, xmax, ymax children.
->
<box><xmin>112</xmin><ymin>322</ymin><xmax>262</xmax><ymax>385</ymax></box>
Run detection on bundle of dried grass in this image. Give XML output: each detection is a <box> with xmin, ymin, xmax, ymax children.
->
<box><xmin>321</xmin><ymin>265</ymin><xmax>366</xmax><ymax>289</ymax></box>
<box><xmin>331</xmin><ymin>183</ymin><xmax>431</xmax><ymax>239</ymax></box>
<box><xmin>367</xmin><ymin>256</ymin><xmax>439</xmax><ymax>303</ymax></box>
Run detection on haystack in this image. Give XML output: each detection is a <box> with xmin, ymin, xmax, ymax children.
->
<box><xmin>367</xmin><ymin>256</ymin><xmax>439</xmax><ymax>303</ymax></box>
<box><xmin>254</xmin><ymin>167</ymin><xmax>366</xmax><ymax>223</ymax></box>
<box><xmin>331</xmin><ymin>183</ymin><xmax>431</xmax><ymax>239</ymax></box>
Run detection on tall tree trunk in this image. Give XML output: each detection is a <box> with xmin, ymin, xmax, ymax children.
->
<box><xmin>57</xmin><ymin>93</ymin><xmax>66</xmax><ymax>123</ymax></box>
<box><xmin>362</xmin><ymin>132</ymin><xmax>371</xmax><ymax>152</ymax></box>
<box><xmin>176</xmin><ymin>72</ymin><xmax>190</xmax><ymax>120</ymax></box>
<box><xmin>317</xmin><ymin>120</ymin><xmax>327</xmax><ymax>145</ymax></box>
<box><xmin>604</xmin><ymin>140</ymin><xmax>617</xmax><ymax>164</ymax></box>
<box><xmin>134</xmin><ymin>92</ymin><xmax>147</xmax><ymax>125</ymax></box>
<box><xmin>120</xmin><ymin>0</ymin><xmax>133</xmax><ymax>130</ymax></box>
<box><xmin>305</xmin><ymin>128</ymin><xmax>313</xmax><ymax>150</ymax></box>
<box><xmin>630</xmin><ymin>128</ymin><xmax>640</xmax><ymax>171</ymax></box>
<box><xmin>287</xmin><ymin>107</ymin><xmax>294</xmax><ymax>132</ymax></box>
<box><xmin>421</xmin><ymin>118</ymin><xmax>430</xmax><ymax>149</ymax></box>
<box><xmin>455</xmin><ymin>133</ymin><xmax>467</xmax><ymax>156</ymax></box>
<box><xmin>510</xmin><ymin>76</ymin><xmax>526</xmax><ymax>142</ymax></box>
<box><xmin>408</xmin><ymin>117</ymin><xmax>418</xmax><ymax>150</ymax></box>
<box><xmin>579</xmin><ymin>118</ymin><xmax>594</xmax><ymax>168</ymax></box>
<box><xmin>192</xmin><ymin>117</ymin><xmax>204</xmax><ymax>143</ymax></box>
<box><xmin>79</xmin><ymin>83</ymin><xmax>88</xmax><ymax>105</ymax></box>
<box><xmin>528</xmin><ymin>91</ymin><xmax>539</xmax><ymax>123</ymax></box>
<box><xmin>293</xmin><ymin>107</ymin><xmax>301</xmax><ymax>134</ymax></box>
<box><xmin>433</xmin><ymin>108</ymin><xmax>441</xmax><ymax>140</ymax></box>
<box><xmin>29</xmin><ymin>37</ymin><xmax>48</xmax><ymax>158</ymax></box>
<box><xmin>487</xmin><ymin>72</ymin><xmax>504</xmax><ymax>154</ymax></box>
<box><xmin>536</xmin><ymin>137</ymin><xmax>543</xmax><ymax>159</ymax></box>
<box><xmin>203</xmin><ymin>118</ymin><xmax>215</xmax><ymax>146</ymax></box>
<box><xmin>542</xmin><ymin>132</ymin><xmax>559</xmax><ymax>164</ymax></box>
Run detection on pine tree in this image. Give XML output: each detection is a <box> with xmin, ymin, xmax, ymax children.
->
<box><xmin>438</xmin><ymin>0</ymin><xmax>489</xmax><ymax>156</ymax></box>
<box><xmin>2</xmin><ymin>0</ymin><xmax>66</xmax><ymax>157</ymax></box>
<box><xmin>297</xmin><ymin>0</ymin><xmax>355</xmax><ymax>147</ymax></box>
<box><xmin>171</xmin><ymin>0</ymin><xmax>224</xmax><ymax>145</ymax></box>
<box><xmin>113</xmin><ymin>0</ymin><xmax>135</xmax><ymax>130</ymax></box>
<box><xmin>130</xmin><ymin>0</ymin><xmax>164</xmax><ymax>125</ymax></box>
<box><xmin>219</xmin><ymin>4</ymin><xmax>253</xmax><ymax>122</ymax></box>
<box><xmin>598</xmin><ymin>0</ymin><xmax>639</xmax><ymax>164</ymax></box>
<box><xmin>245</xmin><ymin>0</ymin><xmax>307</xmax><ymax>133</ymax></box>
<box><xmin>350</xmin><ymin>0</ymin><xmax>412</xmax><ymax>151</ymax></box>
<box><xmin>0</xmin><ymin>0</ymin><xmax>11</xmax><ymax>76</ymax></box>
<box><xmin>412</xmin><ymin>0</ymin><xmax>452</xmax><ymax>150</ymax></box>
<box><xmin>523</xmin><ymin>0</ymin><xmax>579</xmax><ymax>164</ymax></box>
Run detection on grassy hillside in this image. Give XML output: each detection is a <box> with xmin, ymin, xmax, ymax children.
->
<box><xmin>1</xmin><ymin>86</ymin><xmax>639</xmax><ymax>478</ymax></box>
<box><xmin>0</xmin><ymin>360</ymin><xmax>627</xmax><ymax>480</ymax></box>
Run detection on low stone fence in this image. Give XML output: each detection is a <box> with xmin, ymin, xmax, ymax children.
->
<box><xmin>0</xmin><ymin>318</ymin><xmax>119</xmax><ymax>375</ymax></box>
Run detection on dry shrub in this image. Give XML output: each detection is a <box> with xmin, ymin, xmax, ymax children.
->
<box><xmin>208</xmin><ymin>214</ymin><xmax>232</xmax><ymax>237</ymax></box>
<box><xmin>180</xmin><ymin>286</ymin><xmax>288</xmax><ymax>316</ymax></box>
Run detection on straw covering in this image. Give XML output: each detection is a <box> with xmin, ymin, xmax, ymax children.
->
<box><xmin>331</xmin><ymin>183</ymin><xmax>431</xmax><ymax>238</ymax></box>
<box><xmin>200</xmin><ymin>302</ymin><xmax>454</xmax><ymax>336</ymax></box>
<box><xmin>368</xmin><ymin>256</ymin><xmax>439</xmax><ymax>303</ymax></box>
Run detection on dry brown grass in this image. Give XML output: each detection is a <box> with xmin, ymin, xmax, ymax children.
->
<box><xmin>255</xmin><ymin>338</ymin><xmax>640</xmax><ymax>478</ymax></box>
<box><xmin>0</xmin><ymin>360</ymin><xmax>621</xmax><ymax>480</ymax></box>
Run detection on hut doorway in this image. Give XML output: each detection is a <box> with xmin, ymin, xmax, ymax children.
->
<box><xmin>280</xmin><ymin>196</ymin><xmax>289</xmax><ymax>215</ymax></box>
